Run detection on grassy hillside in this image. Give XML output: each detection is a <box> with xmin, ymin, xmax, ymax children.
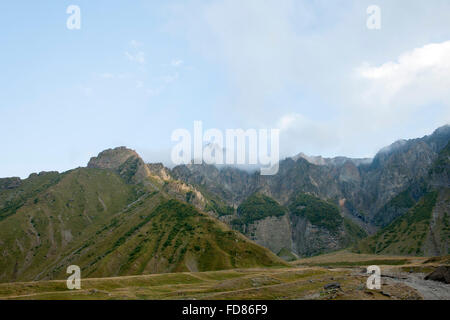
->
<box><xmin>0</xmin><ymin>167</ymin><xmax>284</xmax><ymax>283</ymax></box>
<box><xmin>0</xmin><ymin>168</ymin><xmax>143</xmax><ymax>282</ymax></box>
<box><xmin>355</xmin><ymin>141</ymin><xmax>450</xmax><ymax>256</ymax></box>
<box><xmin>193</xmin><ymin>184</ymin><xmax>235</xmax><ymax>217</ymax></box>
<box><xmin>289</xmin><ymin>193</ymin><xmax>343</xmax><ymax>233</ymax></box>
<box><xmin>74</xmin><ymin>199</ymin><xmax>285</xmax><ymax>278</ymax></box>
<box><xmin>354</xmin><ymin>192</ymin><xmax>439</xmax><ymax>255</ymax></box>
<box><xmin>289</xmin><ymin>193</ymin><xmax>366</xmax><ymax>241</ymax></box>
<box><xmin>232</xmin><ymin>193</ymin><xmax>286</xmax><ymax>228</ymax></box>
<box><xmin>371</xmin><ymin>182</ymin><xmax>427</xmax><ymax>228</ymax></box>
<box><xmin>0</xmin><ymin>172</ymin><xmax>61</xmax><ymax>222</ymax></box>
<box><xmin>0</xmin><ymin>254</ymin><xmax>431</xmax><ymax>300</ymax></box>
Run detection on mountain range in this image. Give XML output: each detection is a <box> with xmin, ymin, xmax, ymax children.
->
<box><xmin>0</xmin><ymin>125</ymin><xmax>448</xmax><ymax>282</ymax></box>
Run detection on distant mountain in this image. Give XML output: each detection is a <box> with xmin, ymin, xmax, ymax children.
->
<box><xmin>292</xmin><ymin>152</ymin><xmax>372</xmax><ymax>167</ymax></box>
<box><xmin>213</xmin><ymin>191</ymin><xmax>366</xmax><ymax>258</ymax></box>
<box><xmin>0</xmin><ymin>148</ymin><xmax>284</xmax><ymax>282</ymax></box>
<box><xmin>355</xmin><ymin>140</ymin><xmax>449</xmax><ymax>256</ymax></box>
<box><xmin>0</xmin><ymin>125</ymin><xmax>448</xmax><ymax>284</ymax></box>
<box><xmin>172</xmin><ymin>125</ymin><xmax>450</xmax><ymax>257</ymax></box>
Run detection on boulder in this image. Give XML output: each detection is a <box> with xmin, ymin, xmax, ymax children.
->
<box><xmin>424</xmin><ymin>266</ymin><xmax>450</xmax><ymax>284</ymax></box>
<box><xmin>324</xmin><ymin>282</ymin><xmax>341</xmax><ymax>290</ymax></box>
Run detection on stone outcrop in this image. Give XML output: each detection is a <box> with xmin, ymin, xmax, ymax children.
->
<box><xmin>0</xmin><ymin>177</ymin><xmax>21</xmax><ymax>190</ymax></box>
<box><xmin>425</xmin><ymin>266</ymin><xmax>450</xmax><ymax>284</ymax></box>
<box><xmin>88</xmin><ymin>146</ymin><xmax>153</xmax><ymax>186</ymax></box>
<box><xmin>245</xmin><ymin>214</ymin><xmax>293</xmax><ymax>255</ymax></box>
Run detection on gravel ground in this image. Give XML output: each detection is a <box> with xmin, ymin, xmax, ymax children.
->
<box><xmin>382</xmin><ymin>271</ymin><xmax>450</xmax><ymax>300</ymax></box>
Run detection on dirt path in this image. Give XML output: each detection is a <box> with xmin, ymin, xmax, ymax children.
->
<box><xmin>382</xmin><ymin>272</ymin><xmax>450</xmax><ymax>300</ymax></box>
<box><xmin>0</xmin><ymin>289</ymin><xmax>91</xmax><ymax>300</ymax></box>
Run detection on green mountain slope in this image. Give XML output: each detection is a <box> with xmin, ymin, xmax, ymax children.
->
<box><xmin>355</xmin><ymin>142</ymin><xmax>450</xmax><ymax>256</ymax></box>
<box><xmin>371</xmin><ymin>182</ymin><xmax>427</xmax><ymax>228</ymax></box>
<box><xmin>289</xmin><ymin>193</ymin><xmax>367</xmax><ymax>256</ymax></box>
<box><xmin>289</xmin><ymin>193</ymin><xmax>344</xmax><ymax>233</ymax></box>
<box><xmin>0</xmin><ymin>168</ymin><xmax>143</xmax><ymax>282</ymax></box>
<box><xmin>225</xmin><ymin>192</ymin><xmax>366</xmax><ymax>258</ymax></box>
<box><xmin>0</xmin><ymin>172</ymin><xmax>61</xmax><ymax>222</ymax></box>
<box><xmin>355</xmin><ymin>192</ymin><xmax>439</xmax><ymax>255</ymax></box>
<box><xmin>232</xmin><ymin>193</ymin><xmax>287</xmax><ymax>230</ymax></box>
<box><xmin>60</xmin><ymin>198</ymin><xmax>284</xmax><ymax>279</ymax></box>
<box><xmin>0</xmin><ymin>148</ymin><xmax>285</xmax><ymax>283</ymax></box>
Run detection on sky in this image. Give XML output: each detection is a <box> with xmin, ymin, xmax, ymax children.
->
<box><xmin>1</xmin><ymin>0</ymin><xmax>450</xmax><ymax>178</ymax></box>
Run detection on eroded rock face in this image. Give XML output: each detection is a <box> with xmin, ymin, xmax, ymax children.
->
<box><xmin>291</xmin><ymin>214</ymin><xmax>342</xmax><ymax>257</ymax></box>
<box><xmin>245</xmin><ymin>214</ymin><xmax>292</xmax><ymax>255</ymax></box>
<box><xmin>173</xmin><ymin>125</ymin><xmax>450</xmax><ymax>227</ymax></box>
<box><xmin>147</xmin><ymin>163</ymin><xmax>172</xmax><ymax>182</ymax></box>
<box><xmin>172</xmin><ymin>164</ymin><xmax>257</xmax><ymax>206</ymax></box>
<box><xmin>359</xmin><ymin>139</ymin><xmax>438</xmax><ymax>217</ymax></box>
<box><xmin>423</xmin><ymin>189</ymin><xmax>450</xmax><ymax>256</ymax></box>
<box><xmin>172</xmin><ymin>126</ymin><xmax>449</xmax><ymax>257</ymax></box>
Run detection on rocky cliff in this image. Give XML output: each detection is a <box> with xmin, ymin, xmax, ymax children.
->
<box><xmin>172</xmin><ymin>125</ymin><xmax>450</xmax><ymax>257</ymax></box>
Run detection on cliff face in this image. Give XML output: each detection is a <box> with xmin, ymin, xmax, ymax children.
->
<box><xmin>216</xmin><ymin>191</ymin><xmax>367</xmax><ymax>257</ymax></box>
<box><xmin>355</xmin><ymin>139</ymin><xmax>450</xmax><ymax>256</ymax></box>
<box><xmin>229</xmin><ymin>193</ymin><xmax>367</xmax><ymax>258</ymax></box>
<box><xmin>172</xmin><ymin>125</ymin><xmax>450</xmax><ymax>257</ymax></box>
<box><xmin>173</xmin><ymin>125</ymin><xmax>449</xmax><ymax>220</ymax></box>
<box><xmin>172</xmin><ymin>164</ymin><xmax>258</xmax><ymax>206</ymax></box>
<box><xmin>423</xmin><ymin>188</ymin><xmax>449</xmax><ymax>256</ymax></box>
<box><xmin>291</xmin><ymin>215</ymin><xmax>342</xmax><ymax>257</ymax></box>
<box><xmin>245</xmin><ymin>214</ymin><xmax>293</xmax><ymax>255</ymax></box>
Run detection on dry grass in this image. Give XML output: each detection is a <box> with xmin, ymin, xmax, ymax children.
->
<box><xmin>1</xmin><ymin>252</ymin><xmax>444</xmax><ymax>300</ymax></box>
<box><xmin>0</xmin><ymin>266</ymin><xmax>421</xmax><ymax>300</ymax></box>
<box><xmin>292</xmin><ymin>250</ymin><xmax>426</xmax><ymax>266</ymax></box>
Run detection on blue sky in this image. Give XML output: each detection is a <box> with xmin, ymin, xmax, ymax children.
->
<box><xmin>1</xmin><ymin>0</ymin><xmax>450</xmax><ymax>178</ymax></box>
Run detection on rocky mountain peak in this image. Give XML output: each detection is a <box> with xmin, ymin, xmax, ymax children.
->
<box><xmin>431</xmin><ymin>124</ymin><xmax>450</xmax><ymax>136</ymax></box>
<box><xmin>147</xmin><ymin>163</ymin><xmax>172</xmax><ymax>182</ymax></box>
<box><xmin>88</xmin><ymin>146</ymin><xmax>153</xmax><ymax>185</ymax></box>
<box><xmin>87</xmin><ymin>146</ymin><xmax>140</xmax><ymax>170</ymax></box>
<box><xmin>292</xmin><ymin>152</ymin><xmax>372</xmax><ymax>167</ymax></box>
<box><xmin>292</xmin><ymin>153</ymin><xmax>327</xmax><ymax>166</ymax></box>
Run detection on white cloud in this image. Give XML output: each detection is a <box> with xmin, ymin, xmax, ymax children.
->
<box><xmin>355</xmin><ymin>40</ymin><xmax>450</xmax><ymax>110</ymax></box>
<box><xmin>275</xmin><ymin>113</ymin><xmax>339</xmax><ymax>158</ymax></box>
<box><xmin>163</xmin><ymin>1</ymin><xmax>450</xmax><ymax>158</ymax></box>
<box><xmin>277</xmin><ymin>114</ymin><xmax>300</xmax><ymax>131</ymax></box>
